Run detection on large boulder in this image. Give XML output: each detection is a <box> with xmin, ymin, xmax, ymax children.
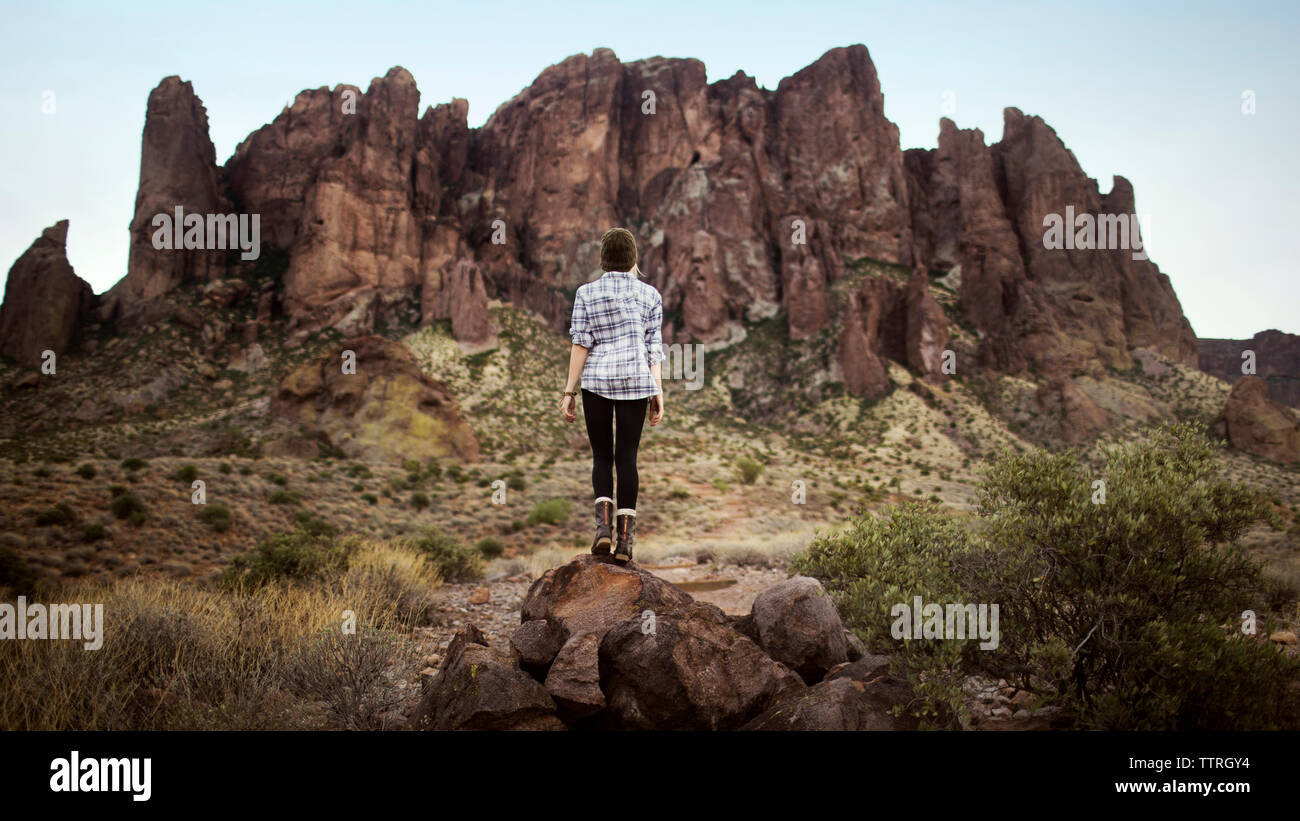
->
<box><xmin>411</xmin><ymin>625</ymin><xmax>563</xmax><ymax>730</ymax></box>
<box><xmin>270</xmin><ymin>334</ymin><xmax>479</xmax><ymax>463</ymax></box>
<box><xmin>749</xmin><ymin>575</ymin><xmax>849</xmax><ymax>683</ymax></box>
<box><xmin>517</xmin><ymin>553</ymin><xmax>695</xmax><ymax>715</ymax></box>
<box><xmin>598</xmin><ymin>600</ymin><xmax>805</xmax><ymax>730</ymax></box>
<box><xmin>0</xmin><ymin>221</ymin><xmax>93</xmax><ymax>366</ymax></box>
<box><xmin>743</xmin><ymin>654</ymin><xmax>917</xmax><ymax>730</ymax></box>
<box><xmin>1218</xmin><ymin>375</ymin><xmax>1300</xmax><ymax>463</ymax></box>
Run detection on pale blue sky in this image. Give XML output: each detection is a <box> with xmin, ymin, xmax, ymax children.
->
<box><xmin>2</xmin><ymin>0</ymin><xmax>1296</xmax><ymax>338</ymax></box>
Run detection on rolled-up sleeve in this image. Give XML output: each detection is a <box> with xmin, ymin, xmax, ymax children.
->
<box><xmin>645</xmin><ymin>292</ymin><xmax>666</xmax><ymax>367</ymax></box>
<box><xmin>569</xmin><ymin>288</ymin><xmax>594</xmax><ymax>348</ymax></box>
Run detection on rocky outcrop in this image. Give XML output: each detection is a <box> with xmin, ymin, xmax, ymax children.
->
<box><xmin>905</xmin><ymin>113</ymin><xmax>1197</xmax><ymax>376</ymax></box>
<box><xmin>1200</xmin><ymin>330</ymin><xmax>1300</xmax><ymax>409</ymax></box>
<box><xmin>410</xmin><ymin>624</ymin><xmax>564</xmax><ymax>730</ymax></box>
<box><xmin>269</xmin><ymin>334</ymin><xmax>479</xmax><ymax>463</ymax></box>
<box><xmin>837</xmin><ymin>271</ymin><xmax>950</xmax><ymax>398</ymax></box>
<box><xmin>110</xmin><ymin>77</ymin><xmax>229</xmax><ymax>318</ymax></box>
<box><xmin>98</xmin><ymin>47</ymin><xmax>1199</xmax><ymax>404</ymax></box>
<box><xmin>415</xmin><ymin>555</ymin><xmax>921</xmax><ymax>731</ymax></box>
<box><xmin>1216</xmin><ymin>375</ymin><xmax>1300</xmax><ymax>463</ymax></box>
<box><xmin>0</xmin><ymin>221</ymin><xmax>94</xmax><ymax>366</ymax></box>
<box><xmin>1034</xmin><ymin>378</ymin><xmax>1111</xmax><ymax>443</ymax></box>
<box><xmin>743</xmin><ymin>654</ymin><xmax>918</xmax><ymax>731</ymax></box>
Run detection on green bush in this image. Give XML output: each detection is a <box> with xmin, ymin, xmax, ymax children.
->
<box><xmin>268</xmin><ymin>489</ymin><xmax>302</xmax><ymax>505</ymax></box>
<box><xmin>794</xmin><ymin>422</ymin><xmax>1299</xmax><ymax>730</ymax></box>
<box><xmin>108</xmin><ymin>485</ymin><xmax>127</xmax><ymax>498</ymax></box>
<box><xmin>506</xmin><ymin>474</ymin><xmax>526</xmax><ymax>491</ymax></box>
<box><xmin>110</xmin><ymin>493</ymin><xmax>146</xmax><ymax>521</ymax></box>
<box><xmin>402</xmin><ymin>458</ymin><xmax>421</xmax><ymax>474</ymax></box>
<box><xmin>409</xmin><ymin>492</ymin><xmax>430</xmax><ymax>511</ymax></box>
<box><xmin>198</xmin><ymin>504</ymin><xmax>233</xmax><ymax>532</ymax></box>
<box><xmin>475</xmin><ymin>537</ymin><xmax>504</xmax><ymax>558</ymax></box>
<box><xmin>120</xmin><ymin>457</ymin><xmax>148</xmax><ymax>472</ymax></box>
<box><xmin>735</xmin><ymin>457</ymin><xmax>764</xmax><ymax>485</ymax></box>
<box><xmin>361</xmin><ymin>493</ymin><xmax>378</xmax><ymax>506</ymax></box>
<box><xmin>527</xmin><ymin>499</ymin><xmax>573</xmax><ymax>526</ymax></box>
<box><xmin>0</xmin><ymin>546</ymin><xmax>38</xmax><ymax>595</ymax></box>
<box><xmin>264</xmin><ymin>472</ymin><xmax>289</xmax><ymax>486</ymax></box>
<box><xmin>293</xmin><ymin>512</ymin><xmax>335</xmax><ymax>539</ymax></box>
<box><xmin>75</xmin><ymin>463</ymin><xmax>97</xmax><ymax>479</ymax></box>
<box><xmin>411</xmin><ymin>528</ymin><xmax>483</xmax><ymax>583</ymax></box>
<box><xmin>171</xmin><ymin>464</ymin><xmax>199</xmax><ymax>483</ymax></box>
<box><xmin>35</xmin><ymin>504</ymin><xmax>74</xmax><ymax>527</ymax></box>
<box><xmin>81</xmin><ymin>523</ymin><xmax>108</xmax><ymax>542</ymax></box>
<box><xmin>712</xmin><ymin>478</ymin><xmax>729</xmax><ymax>493</ymax></box>
<box><xmin>221</xmin><ymin>524</ymin><xmax>355</xmax><ymax>589</ymax></box>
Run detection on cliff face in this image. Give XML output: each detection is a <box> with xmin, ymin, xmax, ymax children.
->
<box><xmin>0</xmin><ymin>221</ymin><xmax>94</xmax><ymax>366</ymax></box>
<box><xmin>1200</xmin><ymin>330</ymin><xmax>1300</xmax><ymax>409</ymax></box>
<box><xmin>86</xmin><ymin>45</ymin><xmax>1200</xmax><ymax>394</ymax></box>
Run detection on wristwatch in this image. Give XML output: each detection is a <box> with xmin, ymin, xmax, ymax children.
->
<box><xmin>563</xmin><ymin>389</ymin><xmax>578</xmax><ymax>396</ymax></box>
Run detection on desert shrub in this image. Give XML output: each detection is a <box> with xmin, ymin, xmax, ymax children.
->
<box><xmin>409</xmin><ymin>492</ymin><xmax>429</xmax><ymax>511</ymax></box>
<box><xmin>507</xmin><ymin>474</ymin><xmax>526</xmax><ymax>491</ymax></box>
<box><xmin>669</xmin><ymin>486</ymin><xmax>691</xmax><ymax>500</ymax></box>
<box><xmin>81</xmin><ymin>523</ymin><xmax>107</xmax><ymax>542</ymax></box>
<box><xmin>293</xmin><ymin>512</ymin><xmax>335</xmax><ymax>539</ymax></box>
<box><xmin>287</xmin><ymin>627</ymin><xmax>411</xmax><ymax>729</ymax></box>
<box><xmin>35</xmin><ymin>504</ymin><xmax>74</xmax><ymax>527</ymax></box>
<box><xmin>361</xmin><ymin>493</ymin><xmax>378</xmax><ymax>506</ymax></box>
<box><xmin>219</xmin><ymin>462</ymin><xmax>232</xmax><ymax>474</ymax></box>
<box><xmin>0</xmin><ymin>546</ymin><xmax>38</xmax><ymax>595</ymax></box>
<box><xmin>75</xmin><ymin>463</ymin><xmax>96</xmax><ymax>479</ymax></box>
<box><xmin>793</xmin><ymin>501</ymin><xmax>976</xmax><ymax>725</ymax></box>
<box><xmin>263</xmin><ymin>472</ymin><xmax>289</xmax><ymax>486</ymax></box>
<box><xmin>268</xmin><ymin>489</ymin><xmax>301</xmax><ymax>505</ymax></box>
<box><xmin>735</xmin><ymin>456</ymin><xmax>764</xmax><ymax>485</ymax></box>
<box><xmin>198</xmin><ymin>504</ymin><xmax>232</xmax><ymax>532</ymax></box>
<box><xmin>120</xmin><ymin>457</ymin><xmax>148</xmax><ymax>472</ymax></box>
<box><xmin>527</xmin><ymin>498</ymin><xmax>573</xmax><ymax>526</ymax></box>
<box><xmin>713</xmin><ymin>478</ymin><xmax>729</xmax><ymax>493</ymax></box>
<box><xmin>794</xmin><ymin>422</ymin><xmax>1299</xmax><ymax>730</ymax></box>
<box><xmin>221</xmin><ymin>524</ymin><xmax>354</xmax><ymax>589</ymax></box>
<box><xmin>171</xmin><ymin>464</ymin><xmax>199</xmax><ymax>483</ymax></box>
<box><xmin>476</xmin><ymin>537</ymin><xmax>504</xmax><ymax>558</ymax></box>
<box><xmin>410</xmin><ymin>527</ymin><xmax>482</xmax><ymax>583</ymax></box>
<box><xmin>401</xmin><ymin>458</ymin><xmax>421</xmax><ymax>474</ymax></box>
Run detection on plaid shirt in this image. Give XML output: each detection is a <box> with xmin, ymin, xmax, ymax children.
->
<box><xmin>569</xmin><ymin>270</ymin><xmax>666</xmax><ymax>400</ymax></box>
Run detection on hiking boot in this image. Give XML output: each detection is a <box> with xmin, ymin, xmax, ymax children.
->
<box><xmin>591</xmin><ymin>497</ymin><xmax>614</xmax><ymax>555</ymax></box>
<box><xmin>614</xmin><ymin>508</ymin><xmax>636</xmax><ymax>563</ymax></box>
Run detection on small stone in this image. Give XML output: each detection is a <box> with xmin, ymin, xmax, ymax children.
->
<box><xmin>469</xmin><ymin>587</ymin><xmax>491</xmax><ymax>605</ymax></box>
<box><xmin>1269</xmin><ymin>630</ymin><xmax>1297</xmax><ymax>645</ymax></box>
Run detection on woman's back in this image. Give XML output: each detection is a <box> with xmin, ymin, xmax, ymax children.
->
<box><xmin>569</xmin><ymin>268</ymin><xmax>665</xmax><ymax>401</ymax></box>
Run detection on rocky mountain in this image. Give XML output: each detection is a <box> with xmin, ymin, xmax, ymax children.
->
<box><xmin>0</xmin><ymin>221</ymin><xmax>94</xmax><ymax>367</ymax></box>
<box><xmin>66</xmin><ymin>45</ymin><xmax>1197</xmax><ymax>398</ymax></box>
<box><xmin>1200</xmin><ymin>330</ymin><xmax>1300</xmax><ymax>409</ymax></box>
<box><xmin>1215</xmin><ymin>375</ymin><xmax>1300</xmax><ymax>463</ymax></box>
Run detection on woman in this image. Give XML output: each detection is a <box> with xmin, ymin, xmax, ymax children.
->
<box><xmin>558</xmin><ymin>227</ymin><xmax>665</xmax><ymax>564</ymax></box>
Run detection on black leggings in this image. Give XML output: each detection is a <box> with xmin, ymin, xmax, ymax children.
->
<box><xmin>581</xmin><ymin>389</ymin><xmax>648</xmax><ymax>510</ymax></box>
